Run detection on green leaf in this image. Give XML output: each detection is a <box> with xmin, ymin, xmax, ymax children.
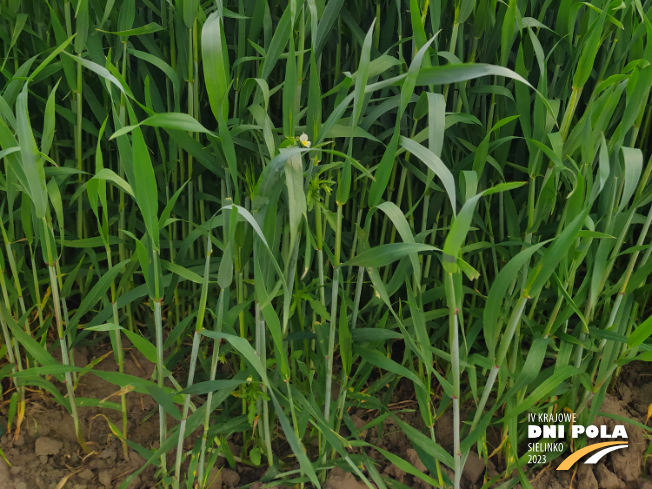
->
<box><xmin>374</xmin><ymin>446</ymin><xmax>440</xmax><ymax>487</ymax></box>
<box><xmin>284</xmin><ymin>153</ymin><xmax>307</xmax><ymax>252</ymax></box>
<box><xmin>123</xmin><ymin>330</ymin><xmax>158</xmax><ymax>364</ymax></box>
<box><xmin>2</xmin><ymin>305</ymin><xmax>61</xmax><ymax>379</ymax></box>
<box><xmin>90</xmin><ymin>168</ymin><xmax>134</xmax><ymax>197</ymax></box>
<box><xmin>85</xmin><ymin>323</ymin><xmax>123</xmax><ymax>332</ymax></box>
<box><xmin>352</xmin><ymin>328</ymin><xmax>402</xmax><ymax>342</ymax></box>
<box><xmin>161</xmin><ymin>260</ymin><xmax>204</xmax><ymax>284</ymax></box>
<box><xmin>218</xmin><ymin>243</ymin><xmax>234</xmax><ymax>289</ymax></box>
<box><xmin>628</xmin><ymin>315</ymin><xmax>652</xmax><ymax>348</ymax></box>
<box><xmin>270</xmin><ymin>392</ymin><xmax>319</xmax><ymax>487</ymax></box>
<box><xmin>2</xmin><ymin>14</ymin><xmax>27</xmax><ymax>71</ymax></box>
<box><xmin>394</xmin><ymin>416</ymin><xmax>454</xmax><ymax>468</ymax></box>
<box><xmin>367</xmin><ymin>132</ymin><xmax>399</xmax><ymax>208</ymax></box>
<box><xmin>524</xmin><ymin>208</ymin><xmax>590</xmax><ymax>297</ymax></box>
<box><xmin>202</xmin><ymin>13</ymin><xmax>231</xmax><ymax>122</ymax></box>
<box><xmin>158</xmin><ymin>181</ymin><xmax>188</xmax><ymax>232</ymax></box>
<box><xmin>47</xmin><ymin>178</ymin><xmax>64</xmax><ymax>235</ymax></box>
<box><xmin>180</xmin><ymin>379</ymin><xmax>247</xmax><ymax>396</ymax></box>
<box><xmin>201</xmin><ymin>331</ymin><xmax>269</xmax><ymax>384</ymax></box>
<box><xmin>357</xmin><ymin>347</ymin><xmax>428</xmax><ymax>396</ymax></box>
<box><xmin>500</xmin><ymin>366</ymin><xmax>581</xmax><ymax>422</ymax></box>
<box><xmin>67</xmin><ymin>260</ymin><xmax>130</xmax><ymax>332</ymax></box>
<box><xmin>131</xmin><ymin>125</ymin><xmax>160</xmax><ymax>250</ymax></box>
<box><xmin>351</xmin><ymin>22</ymin><xmax>375</xmax><ymax>127</ymax></box>
<box><xmin>343</xmin><ymin>243</ymin><xmax>439</xmax><ymax>268</ymax></box>
<box><xmin>401</xmin><ymin>35</ymin><xmax>438</xmax><ymax>115</ymax></box>
<box><xmin>399</xmin><ymin>136</ymin><xmax>456</xmax><ymax>212</ymax></box>
<box><xmin>376</xmin><ymin>201</ymin><xmax>423</xmax><ymax>284</ymax></box>
<box><xmin>31</xmin><ymin>35</ymin><xmax>76</xmax><ymax>83</ymax></box>
<box><xmin>261</xmin><ymin>0</ymin><xmax>305</xmax><ymax>79</ymax></box>
<box><xmin>97</xmin><ymin>22</ymin><xmax>164</xmax><ymax>36</ymax></box>
<box><xmin>417</xmin><ymin>63</ymin><xmax>533</xmax><ymax>88</ymax></box>
<box><xmin>501</xmin><ymin>0</ymin><xmax>517</xmax><ymax>66</ymax></box>
<box><xmin>443</xmin><ymin>183</ymin><xmax>526</xmax><ymax>272</ymax></box>
<box><xmin>619</xmin><ymin>147</ymin><xmax>643</xmax><ymax>211</ymax></box>
<box><xmin>163</xmin><ymin>314</ymin><xmax>196</xmax><ymax>350</ymax></box>
<box><xmin>64</xmin><ymin>236</ymin><xmax>123</xmax><ymax>248</ymax></box>
<box><xmin>75</xmin><ymin>0</ymin><xmax>89</xmax><ymax>53</ymax></box>
<box><xmin>110</xmin><ymin>113</ymin><xmax>212</xmax><ymax>139</ymax></box>
<box><xmin>16</xmin><ymin>87</ymin><xmax>48</xmax><ymax>219</ymax></box>
<box><xmin>573</xmin><ymin>8</ymin><xmax>608</xmax><ymax>89</ymax></box>
<box><xmin>41</xmin><ymin>79</ymin><xmax>60</xmax><ymax>155</ymax></box>
<box><xmin>64</xmin><ymin>52</ymin><xmax>127</xmax><ymax>95</ymax></box>
<box><xmin>13</xmin><ymin>365</ymin><xmax>84</xmax><ymax>377</ymax></box>
<box><xmin>128</xmin><ymin>48</ymin><xmax>180</xmax><ymax>99</ymax></box>
<box><xmin>282</xmin><ymin>26</ymin><xmax>297</xmax><ymax>138</ymax></box>
<box><xmin>254</xmin><ymin>258</ymin><xmax>288</xmax><ymax>378</ymax></box>
<box><xmin>315</xmin><ymin>0</ymin><xmax>345</xmax><ymax>56</ymax></box>
<box><xmin>77</xmin><ymin>397</ymin><xmax>121</xmax><ymax>411</ymax></box>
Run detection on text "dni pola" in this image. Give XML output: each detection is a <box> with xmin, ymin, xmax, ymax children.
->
<box><xmin>527</xmin><ymin>413</ymin><xmax>628</xmax><ymax>439</ymax></box>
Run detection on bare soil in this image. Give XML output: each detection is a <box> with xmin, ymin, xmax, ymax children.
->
<box><xmin>0</xmin><ymin>343</ymin><xmax>160</xmax><ymax>489</ymax></box>
<box><xmin>1</xmin><ymin>345</ymin><xmax>650</xmax><ymax>489</ymax></box>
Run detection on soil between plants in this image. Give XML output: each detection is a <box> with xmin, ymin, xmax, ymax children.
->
<box><xmin>0</xmin><ymin>345</ymin><xmax>650</xmax><ymax>489</ymax></box>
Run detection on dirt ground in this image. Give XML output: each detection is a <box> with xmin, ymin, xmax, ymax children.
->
<box><xmin>342</xmin><ymin>362</ymin><xmax>652</xmax><ymax>489</ymax></box>
<box><xmin>0</xmin><ymin>344</ymin><xmax>650</xmax><ymax>489</ymax></box>
<box><xmin>0</xmin><ymin>343</ymin><xmax>160</xmax><ymax>489</ymax></box>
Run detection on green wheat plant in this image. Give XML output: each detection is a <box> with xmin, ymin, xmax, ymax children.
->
<box><xmin>0</xmin><ymin>0</ymin><xmax>651</xmax><ymax>488</ymax></box>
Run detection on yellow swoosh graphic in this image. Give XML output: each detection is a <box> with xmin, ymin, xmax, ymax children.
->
<box><xmin>557</xmin><ymin>442</ymin><xmax>628</xmax><ymax>470</ymax></box>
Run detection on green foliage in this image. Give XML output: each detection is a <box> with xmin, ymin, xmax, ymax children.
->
<box><xmin>0</xmin><ymin>0</ymin><xmax>651</xmax><ymax>488</ymax></box>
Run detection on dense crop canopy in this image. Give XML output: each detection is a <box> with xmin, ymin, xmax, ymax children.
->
<box><xmin>0</xmin><ymin>0</ymin><xmax>651</xmax><ymax>488</ymax></box>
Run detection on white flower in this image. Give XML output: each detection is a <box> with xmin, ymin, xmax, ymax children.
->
<box><xmin>299</xmin><ymin>133</ymin><xmax>311</xmax><ymax>148</ymax></box>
